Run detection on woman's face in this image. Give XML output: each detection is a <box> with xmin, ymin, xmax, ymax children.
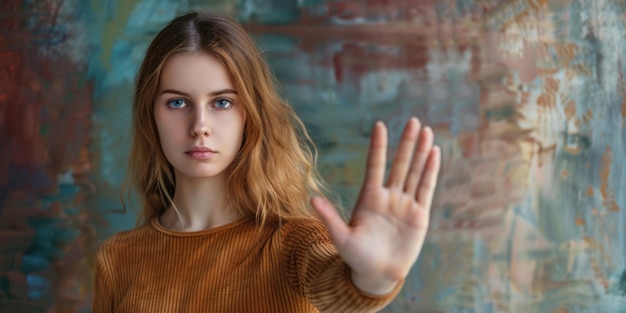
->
<box><xmin>154</xmin><ymin>53</ymin><xmax>246</xmax><ymax>181</ymax></box>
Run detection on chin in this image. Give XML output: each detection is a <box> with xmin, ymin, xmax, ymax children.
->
<box><xmin>178</xmin><ymin>167</ymin><xmax>227</xmax><ymax>180</ymax></box>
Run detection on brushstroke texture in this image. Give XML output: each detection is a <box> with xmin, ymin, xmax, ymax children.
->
<box><xmin>2</xmin><ymin>0</ymin><xmax>626</xmax><ymax>312</ymax></box>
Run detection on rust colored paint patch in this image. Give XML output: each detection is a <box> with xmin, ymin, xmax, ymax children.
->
<box><xmin>564</xmin><ymin>99</ymin><xmax>576</xmax><ymax>121</ymax></box>
<box><xmin>621</xmin><ymin>95</ymin><xmax>626</xmax><ymax>121</ymax></box>
<box><xmin>600</xmin><ymin>146</ymin><xmax>620</xmax><ymax>212</ymax></box>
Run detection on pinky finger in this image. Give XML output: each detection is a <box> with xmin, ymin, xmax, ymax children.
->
<box><xmin>415</xmin><ymin>146</ymin><xmax>441</xmax><ymax>210</ymax></box>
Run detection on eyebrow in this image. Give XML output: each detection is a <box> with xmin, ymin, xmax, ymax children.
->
<box><xmin>159</xmin><ymin>88</ymin><xmax>238</xmax><ymax>97</ymax></box>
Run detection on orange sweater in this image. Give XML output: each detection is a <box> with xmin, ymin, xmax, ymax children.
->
<box><xmin>93</xmin><ymin>217</ymin><xmax>402</xmax><ymax>312</ymax></box>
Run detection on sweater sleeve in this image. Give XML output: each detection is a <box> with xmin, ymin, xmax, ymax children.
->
<box><xmin>283</xmin><ymin>219</ymin><xmax>404</xmax><ymax>313</ymax></box>
<box><xmin>92</xmin><ymin>246</ymin><xmax>115</xmax><ymax>313</ymax></box>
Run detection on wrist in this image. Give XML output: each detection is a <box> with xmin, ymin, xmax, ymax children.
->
<box><xmin>349</xmin><ymin>270</ymin><xmax>401</xmax><ymax>297</ymax></box>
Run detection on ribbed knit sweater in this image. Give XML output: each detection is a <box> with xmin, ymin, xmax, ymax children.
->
<box><xmin>93</xmin><ymin>217</ymin><xmax>402</xmax><ymax>312</ymax></box>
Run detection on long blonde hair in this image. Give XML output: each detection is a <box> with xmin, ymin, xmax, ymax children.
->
<box><xmin>124</xmin><ymin>11</ymin><xmax>334</xmax><ymax>227</ymax></box>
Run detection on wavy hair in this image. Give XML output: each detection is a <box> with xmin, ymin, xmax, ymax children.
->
<box><xmin>123</xmin><ymin>11</ymin><xmax>335</xmax><ymax>228</ymax></box>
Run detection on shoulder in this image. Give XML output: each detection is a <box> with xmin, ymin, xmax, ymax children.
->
<box><xmin>96</xmin><ymin>224</ymin><xmax>153</xmax><ymax>261</ymax></box>
<box><xmin>279</xmin><ymin>217</ymin><xmax>332</xmax><ymax>247</ymax></box>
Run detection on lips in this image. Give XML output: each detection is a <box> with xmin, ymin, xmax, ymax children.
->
<box><xmin>186</xmin><ymin>146</ymin><xmax>216</xmax><ymax>153</ymax></box>
<box><xmin>185</xmin><ymin>146</ymin><xmax>216</xmax><ymax>160</ymax></box>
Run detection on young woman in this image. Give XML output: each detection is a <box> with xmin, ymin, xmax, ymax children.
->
<box><xmin>93</xmin><ymin>11</ymin><xmax>441</xmax><ymax>313</ymax></box>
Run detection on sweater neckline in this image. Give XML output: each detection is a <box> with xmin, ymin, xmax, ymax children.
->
<box><xmin>150</xmin><ymin>216</ymin><xmax>249</xmax><ymax>237</ymax></box>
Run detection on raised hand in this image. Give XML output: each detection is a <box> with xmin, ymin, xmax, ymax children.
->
<box><xmin>311</xmin><ymin>117</ymin><xmax>441</xmax><ymax>295</ymax></box>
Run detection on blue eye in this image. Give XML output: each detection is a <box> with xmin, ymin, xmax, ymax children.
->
<box><xmin>214</xmin><ymin>99</ymin><xmax>233</xmax><ymax>109</ymax></box>
<box><xmin>167</xmin><ymin>99</ymin><xmax>187</xmax><ymax>109</ymax></box>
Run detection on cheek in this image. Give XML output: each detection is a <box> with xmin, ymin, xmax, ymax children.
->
<box><xmin>236</xmin><ymin>109</ymin><xmax>246</xmax><ymax>138</ymax></box>
<box><xmin>235</xmin><ymin>118</ymin><xmax>246</xmax><ymax>146</ymax></box>
<box><xmin>154</xmin><ymin>114</ymin><xmax>178</xmax><ymax>147</ymax></box>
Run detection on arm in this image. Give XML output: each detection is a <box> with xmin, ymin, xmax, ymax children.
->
<box><xmin>284</xmin><ymin>220</ymin><xmax>403</xmax><ymax>313</ymax></box>
<box><xmin>93</xmin><ymin>248</ymin><xmax>114</xmax><ymax>313</ymax></box>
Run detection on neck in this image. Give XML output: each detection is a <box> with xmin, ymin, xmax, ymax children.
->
<box><xmin>159</xmin><ymin>172</ymin><xmax>240</xmax><ymax>232</ymax></box>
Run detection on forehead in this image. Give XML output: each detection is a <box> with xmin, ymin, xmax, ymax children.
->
<box><xmin>158</xmin><ymin>53</ymin><xmax>235</xmax><ymax>91</ymax></box>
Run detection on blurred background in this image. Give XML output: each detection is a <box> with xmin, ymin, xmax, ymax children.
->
<box><xmin>2</xmin><ymin>0</ymin><xmax>626</xmax><ymax>312</ymax></box>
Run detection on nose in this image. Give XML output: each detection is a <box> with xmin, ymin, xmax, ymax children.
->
<box><xmin>190</xmin><ymin>106</ymin><xmax>211</xmax><ymax>137</ymax></box>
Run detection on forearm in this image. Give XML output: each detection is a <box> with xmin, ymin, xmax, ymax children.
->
<box><xmin>308</xmin><ymin>258</ymin><xmax>404</xmax><ymax>313</ymax></box>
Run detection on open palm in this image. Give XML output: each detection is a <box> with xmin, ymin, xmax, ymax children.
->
<box><xmin>311</xmin><ymin>117</ymin><xmax>441</xmax><ymax>294</ymax></box>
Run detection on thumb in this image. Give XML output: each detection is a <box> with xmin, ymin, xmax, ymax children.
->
<box><xmin>310</xmin><ymin>196</ymin><xmax>350</xmax><ymax>245</ymax></box>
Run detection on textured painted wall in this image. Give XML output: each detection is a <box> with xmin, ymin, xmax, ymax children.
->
<box><xmin>1</xmin><ymin>0</ymin><xmax>625</xmax><ymax>312</ymax></box>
